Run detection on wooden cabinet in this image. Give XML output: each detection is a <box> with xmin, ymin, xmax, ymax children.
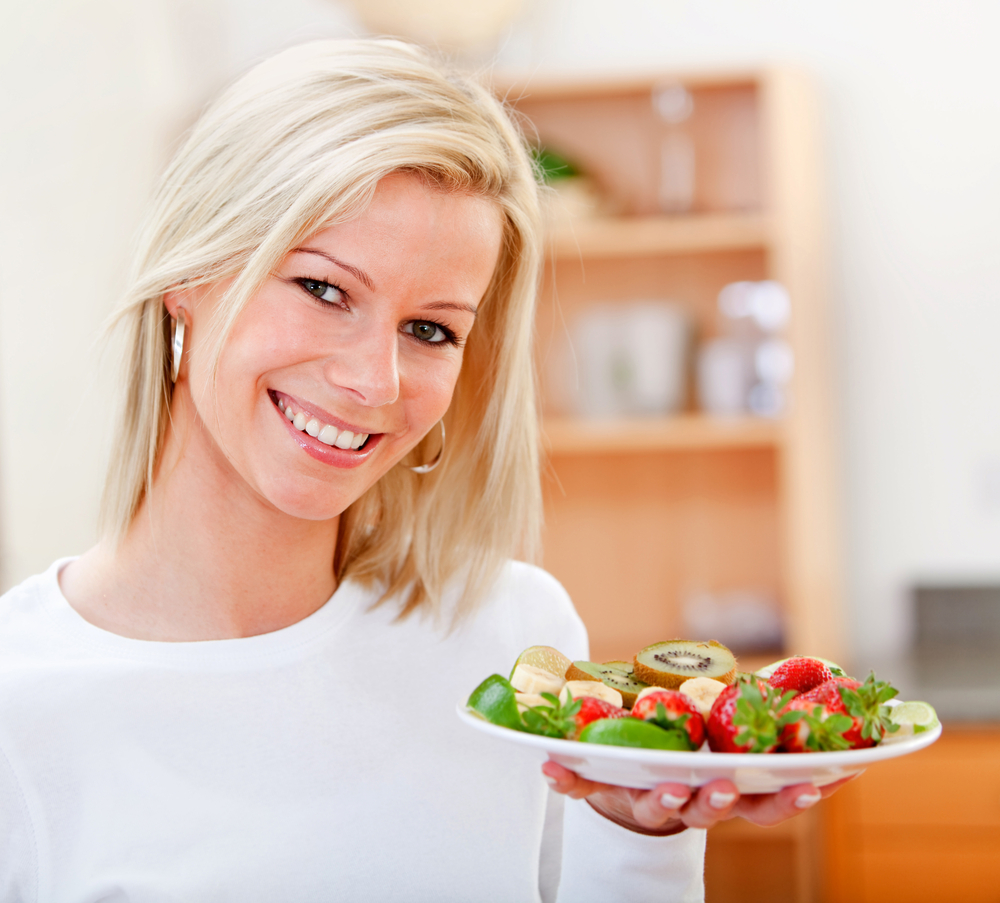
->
<box><xmin>824</xmin><ymin>726</ymin><xmax>1000</xmax><ymax>903</ymax></box>
<box><xmin>497</xmin><ymin>68</ymin><xmax>844</xmax><ymax>669</ymax></box>
<box><xmin>496</xmin><ymin>68</ymin><xmax>845</xmax><ymax>902</ymax></box>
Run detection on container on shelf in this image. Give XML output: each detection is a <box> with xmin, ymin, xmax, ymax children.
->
<box><xmin>550</xmin><ymin>300</ymin><xmax>690</xmax><ymax>419</ymax></box>
<box><xmin>696</xmin><ymin>279</ymin><xmax>794</xmax><ymax>418</ymax></box>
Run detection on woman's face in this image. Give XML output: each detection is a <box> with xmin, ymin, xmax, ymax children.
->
<box><xmin>176</xmin><ymin>172</ymin><xmax>503</xmax><ymax>520</ymax></box>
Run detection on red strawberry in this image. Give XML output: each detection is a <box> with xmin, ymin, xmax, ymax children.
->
<box><xmin>768</xmin><ymin>657</ymin><xmax>833</xmax><ymax>694</ymax></box>
<box><xmin>630</xmin><ymin>690</ymin><xmax>706</xmax><ymax>750</ymax></box>
<box><xmin>778</xmin><ymin>697</ymin><xmax>852</xmax><ymax>753</ymax></box>
<box><xmin>572</xmin><ymin>696</ymin><xmax>627</xmax><ymax>738</ymax></box>
<box><xmin>798</xmin><ymin>672</ymin><xmax>899</xmax><ymax>749</ymax></box>
<box><xmin>520</xmin><ymin>692</ymin><xmax>626</xmax><ymax>740</ymax></box>
<box><xmin>706</xmin><ymin>679</ymin><xmax>797</xmax><ymax>753</ymax></box>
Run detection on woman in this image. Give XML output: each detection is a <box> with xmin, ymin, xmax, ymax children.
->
<box><xmin>0</xmin><ymin>40</ymin><xmax>835</xmax><ymax>902</ymax></box>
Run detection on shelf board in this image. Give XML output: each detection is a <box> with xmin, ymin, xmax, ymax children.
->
<box><xmin>492</xmin><ymin>70</ymin><xmax>761</xmax><ymax>101</ymax></box>
<box><xmin>543</xmin><ymin>414</ymin><xmax>783</xmax><ymax>455</ymax></box>
<box><xmin>545</xmin><ymin>212</ymin><xmax>769</xmax><ymax>260</ymax></box>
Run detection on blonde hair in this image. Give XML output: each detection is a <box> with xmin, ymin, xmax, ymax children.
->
<box><xmin>102</xmin><ymin>39</ymin><xmax>543</xmax><ymax>619</ymax></box>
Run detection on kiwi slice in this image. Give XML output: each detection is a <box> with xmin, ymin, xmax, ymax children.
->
<box><xmin>633</xmin><ymin>640</ymin><xmax>737</xmax><ymax>689</ymax></box>
<box><xmin>564</xmin><ymin>660</ymin><xmax>649</xmax><ymax>708</ymax></box>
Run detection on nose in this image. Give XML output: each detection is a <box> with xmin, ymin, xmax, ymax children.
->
<box><xmin>323</xmin><ymin>321</ymin><xmax>399</xmax><ymax>407</ymax></box>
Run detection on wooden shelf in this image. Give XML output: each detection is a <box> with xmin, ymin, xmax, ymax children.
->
<box><xmin>514</xmin><ymin>68</ymin><xmax>841</xmax><ymax>903</ymax></box>
<box><xmin>542</xmin><ymin>414</ymin><xmax>783</xmax><ymax>455</ymax></box>
<box><xmin>545</xmin><ymin>212</ymin><xmax>769</xmax><ymax>260</ymax></box>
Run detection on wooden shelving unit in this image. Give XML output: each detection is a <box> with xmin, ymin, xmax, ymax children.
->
<box><xmin>499</xmin><ymin>68</ymin><xmax>844</xmax><ymax>903</ymax></box>
<box><xmin>543</xmin><ymin>414</ymin><xmax>782</xmax><ymax>455</ymax></box>
<box><xmin>545</xmin><ymin>211</ymin><xmax>769</xmax><ymax>258</ymax></box>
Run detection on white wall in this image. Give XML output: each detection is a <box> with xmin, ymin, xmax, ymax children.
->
<box><xmin>3</xmin><ymin>0</ymin><xmax>999</xmax><ymax>663</ymax></box>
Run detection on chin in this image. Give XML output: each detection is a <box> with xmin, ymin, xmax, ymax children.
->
<box><xmin>262</xmin><ymin>480</ymin><xmax>358</xmax><ymax>523</ymax></box>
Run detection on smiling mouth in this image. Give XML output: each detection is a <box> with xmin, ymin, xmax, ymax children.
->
<box><xmin>270</xmin><ymin>392</ymin><xmax>371</xmax><ymax>451</ymax></box>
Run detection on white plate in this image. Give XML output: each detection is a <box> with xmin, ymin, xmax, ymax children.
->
<box><xmin>456</xmin><ymin>703</ymin><xmax>942</xmax><ymax>793</ymax></box>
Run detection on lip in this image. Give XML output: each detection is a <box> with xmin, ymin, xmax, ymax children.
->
<box><xmin>269</xmin><ymin>389</ymin><xmax>376</xmax><ymax>436</ymax></box>
<box><xmin>269</xmin><ymin>390</ymin><xmax>384</xmax><ymax>468</ymax></box>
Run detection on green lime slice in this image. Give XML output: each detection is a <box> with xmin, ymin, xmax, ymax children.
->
<box><xmin>578</xmin><ymin>718</ymin><xmax>691</xmax><ymax>750</ymax></box>
<box><xmin>467</xmin><ymin>674</ymin><xmax>523</xmax><ymax>731</ymax></box>
<box><xmin>887</xmin><ymin>700</ymin><xmax>939</xmax><ymax>735</ymax></box>
<box><xmin>509</xmin><ymin>646</ymin><xmax>572</xmax><ymax>681</ymax></box>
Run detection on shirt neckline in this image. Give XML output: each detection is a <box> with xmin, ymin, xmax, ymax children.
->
<box><xmin>38</xmin><ymin>557</ymin><xmax>368</xmax><ymax>669</ymax></box>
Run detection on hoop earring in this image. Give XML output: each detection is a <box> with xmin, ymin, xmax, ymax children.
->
<box><xmin>170</xmin><ymin>310</ymin><xmax>186</xmax><ymax>383</ymax></box>
<box><xmin>408</xmin><ymin>420</ymin><xmax>445</xmax><ymax>474</ymax></box>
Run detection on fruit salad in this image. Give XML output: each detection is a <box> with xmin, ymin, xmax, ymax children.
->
<box><xmin>466</xmin><ymin>640</ymin><xmax>939</xmax><ymax>754</ymax></box>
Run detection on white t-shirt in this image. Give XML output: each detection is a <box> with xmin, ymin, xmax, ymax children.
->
<box><xmin>0</xmin><ymin>559</ymin><xmax>705</xmax><ymax>902</ymax></box>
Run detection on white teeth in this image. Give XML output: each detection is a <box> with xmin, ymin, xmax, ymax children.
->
<box><xmin>279</xmin><ymin>398</ymin><xmax>369</xmax><ymax>450</ymax></box>
<box><xmin>317</xmin><ymin>424</ymin><xmax>339</xmax><ymax>446</ymax></box>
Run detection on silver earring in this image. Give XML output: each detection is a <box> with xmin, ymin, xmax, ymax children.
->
<box><xmin>408</xmin><ymin>420</ymin><xmax>445</xmax><ymax>474</ymax></box>
<box><xmin>170</xmin><ymin>310</ymin><xmax>186</xmax><ymax>383</ymax></box>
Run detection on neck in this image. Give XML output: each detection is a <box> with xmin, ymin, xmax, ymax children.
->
<box><xmin>61</xmin><ymin>409</ymin><xmax>341</xmax><ymax>642</ymax></box>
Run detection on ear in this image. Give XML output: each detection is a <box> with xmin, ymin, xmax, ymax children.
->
<box><xmin>163</xmin><ymin>284</ymin><xmax>205</xmax><ymax>325</ymax></box>
<box><xmin>163</xmin><ymin>287</ymin><xmax>193</xmax><ymax>321</ymax></box>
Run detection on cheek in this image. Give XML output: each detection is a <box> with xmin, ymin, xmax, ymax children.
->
<box><xmin>402</xmin><ymin>352</ymin><xmax>464</xmax><ymax>419</ymax></box>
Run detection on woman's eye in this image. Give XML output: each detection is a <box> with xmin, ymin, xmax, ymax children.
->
<box><xmin>299</xmin><ymin>279</ymin><xmax>345</xmax><ymax>306</ymax></box>
<box><xmin>404</xmin><ymin>321</ymin><xmax>451</xmax><ymax>344</ymax></box>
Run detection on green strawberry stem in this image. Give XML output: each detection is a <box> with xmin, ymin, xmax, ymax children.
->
<box><xmin>733</xmin><ymin>683</ymin><xmax>798</xmax><ymax>752</ymax></box>
<box><xmin>839</xmin><ymin>672</ymin><xmax>900</xmax><ymax>742</ymax></box>
<box><xmin>798</xmin><ymin>705</ymin><xmax>852</xmax><ymax>751</ymax></box>
<box><xmin>520</xmin><ymin>692</ymin><xmax>582</xmax><ymax>739</ymax></box>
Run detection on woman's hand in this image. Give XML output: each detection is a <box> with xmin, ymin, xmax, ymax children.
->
<box><xmin>542</xmin><ymin>761</ymin><xmax>855</xmax><ymax>835</ymax></box>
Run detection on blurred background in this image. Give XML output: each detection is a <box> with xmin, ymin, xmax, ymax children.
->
<box><xmin>2</xmin><ymin>1</ymin><xmax>999</xmax><ymax>900</ymax></box>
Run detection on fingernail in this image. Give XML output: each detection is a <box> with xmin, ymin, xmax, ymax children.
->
<box><xmin>660</xmin><ymin>792</ymin><xmax>687</xmax><ymax>810</ymax></box>
<box><xmin>544</xmin><ymin>776</ymin><xmax>559</xmax><ymax>788</ymax></box>
<box><xmin>795</xmin><ymin>792</ymin><xmax>821</xmax><ymax>809</ymax></box>
<box><xmin>709</xmin><ymin>791</ymin><xmax>737</xmax><ymax>810</ymax></box>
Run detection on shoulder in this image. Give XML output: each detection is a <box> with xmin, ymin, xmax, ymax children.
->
<box><xmin>0</xmin><ymin>559</ymin><xmax>75</xmax><ymax>662</ymax></box>
<box><xmin>488</xmin><ymin>561</ymin><xmax>589</xmax><ymax>662</ymax></box>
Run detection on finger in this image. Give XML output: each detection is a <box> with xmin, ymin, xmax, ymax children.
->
<box><xmin>818</xmin><ymin>774</ymin><xmax>859</xmax><ymax>798</ymax></box>
<box><xmin>681</xmin><ymin>779</ymin><xmax>739</xmax><ymax>829</ymax></box>
<box><xmin>541</xmin><ymin>760</ymin><xmax>617</xmax><ymax>800</ymax></box>
<box><xmin>631</xmin><ymin>783</ymin><xmax>692</xmax><ymax>830</ymax></box>
<box><xmin>734</xmin><ymin>782</ymin><xmax>822</xmax><ymax>827</ymax></box>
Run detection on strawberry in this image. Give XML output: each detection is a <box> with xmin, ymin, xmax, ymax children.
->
<box><xmin>798</xmin><ymin>672</ymin><xmax>899</xmax><ymax>749</ymax></box>
<box><xmin>706</xmin><ymin>679</ymin><xmax>798</xmax><ymax>753</ymax></box>
<box><xmin>629</xmin><ymin>690</ymin><xmax>706</xmax><ymax>750</ymax></box>
<box><xmin>767</xmin><ymin>656</ymin><xmax>833</xmax><ymax>695</ymax></box>
<box><xmin>778</xmin><ymin>697</ymin><xmax>853</xmax><ymax>752</ymax></box>
<box><xmin>520</xmin><ymin>692</ymin><xmax>626</xmax><ymax>740</ymax></box>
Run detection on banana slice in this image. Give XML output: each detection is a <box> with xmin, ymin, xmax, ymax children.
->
<box><xmin>510</xmin><ymin>663</ymin><xmax>566</xmax><ymax>697</ymax></box>
<box><xmin>678</xmin><ymin>677</ymin><xmax>728</xmax><ymax>718</ymax></box>
<box><xmin>559</xmin><ymin>680</ymin><xmax>622</xmax><ymax>707</ymax></box>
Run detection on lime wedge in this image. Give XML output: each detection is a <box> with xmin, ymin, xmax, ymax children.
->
<box><xmin>467</xmin><ymin>674</ymin><xmax>523</xmax><ymax>731</ymax></box>
<box><xmin>578</xmin><ymin>718</ymin><xmax>692</xmax><ymax>750</ymax></box>
<box><xmin>509</xmin><ymin>646</ymin><xmax>572</xmax><ymax>681</ymax></box>
<box><xmin>887</xmin><ymin>700</ymin><xmax>939</xmax><ymax>736</ymax></box>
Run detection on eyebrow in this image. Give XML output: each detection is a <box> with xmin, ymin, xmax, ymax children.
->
<box><xmin>294</xmin><ymin>247</ymin><xmax>375</xmax><ymax>292</ymax></box>
<box><xmin>423</xmin><ymin>301</ymin><xmax>479</xmax><ymax>318</ymax></box>
<box><xmin>293</xmin><ymin>247</ymin><xmax>478</xmax><ymax>318</ymax></box>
